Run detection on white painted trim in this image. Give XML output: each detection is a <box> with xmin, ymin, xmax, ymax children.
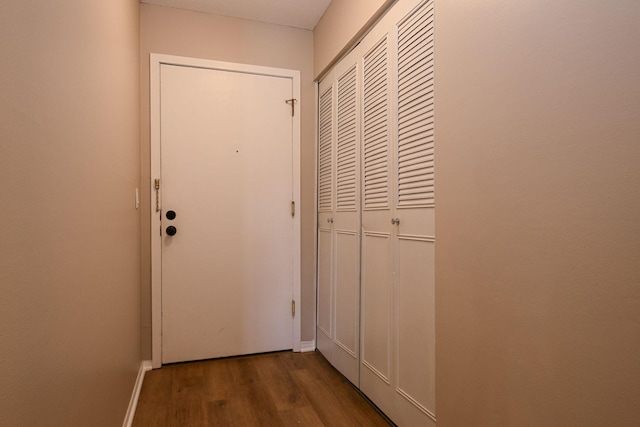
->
<box><xmin>396</xmin><ymin>386</ymin><xmax>437</xmax><ymax>422</ymax></box>
<box><xmin>300</xmin><ymin>340</ymin><xmax>317</xmax><ymax>352</ymax></box>
<box><xmin>150</xmin><ymin>54</ymin><xmax>162</xmax><ymax>369</ymax></box>
<box><xmin>292</xmin><ymin>63</ymin><xmax>302</xmax><ymax>352</ymax></box>
<box><xmin>122</xmin><ymin>360</ymin><xmax>152</xmax><ymax>427</ymax></box>
<box><xmin>313</xmin><ymin>81</ymin><xmax>319</xmax><ymax>349</ymax></box>
<box><xmin>150</xmin><ymin>53</ymin><xmax>302</xmax><ymax>367</ymax></box>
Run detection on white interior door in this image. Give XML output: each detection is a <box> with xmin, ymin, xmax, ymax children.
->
<box><xmin>159</xmin><ymin>63</ymin><xmax>295</xmax><ymax>364</ymax></box>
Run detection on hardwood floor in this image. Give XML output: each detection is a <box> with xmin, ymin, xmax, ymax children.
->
<box><xmin>133</xmin><ymin>351</ymin><xmax>393</xmax><ymax>426</ymax></box>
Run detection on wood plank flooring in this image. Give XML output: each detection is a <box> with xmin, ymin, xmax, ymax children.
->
<box><xmin>133</xmin><ymin>351</ymin><xmax>393</xmax><ymax>426</ymax></box>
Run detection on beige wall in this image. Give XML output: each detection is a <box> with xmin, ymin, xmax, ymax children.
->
<box><xmin>313</xmin><ymin>0</ymin><xmax>395</xmax><ymax>79</ymax></box>
<box><xmin>0</xmin><ymin>0</ymin><xmax>141</xmax><ymax>426</ymax></box>
<box><xmin>435</xmin><ymin>0</ymin><xmax>640</xmax><ymax>425</ymax></box>
<box><xmin>139</xmin><ymin>4</ymin><xmax>316</xmax><ymax>357</ymax></box>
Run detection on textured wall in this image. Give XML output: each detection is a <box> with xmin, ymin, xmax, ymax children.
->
<box><xmin>0</xmin><ymin>0</ymin><xmax>141</xmax><ymax>426</ymax></box>
<box><xmin>139</xmin><ymin>4</ymin><xmax>316</xmax><ymax>357</ymax></box>
<box><xmin>435</xmin><ymin>0</ymin><xmax>640</xmax><ymax>425</ymax></box>
<box><xmin>313</xmin><ymin>0</ymin><xmax>395</xmax><ymax>79</ymax></box>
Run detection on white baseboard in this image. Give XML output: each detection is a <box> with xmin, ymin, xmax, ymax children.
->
<box><xmin>123</xmin><ymin>360</ymin><xmax>152</xmax><ymax>427</ymax></box>
<box><xmin>300</xmin><ymin>340</ymin><xmax>316</xmax><ymax>352</ymax></box>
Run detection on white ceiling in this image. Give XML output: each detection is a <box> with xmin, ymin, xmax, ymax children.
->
<box><xmin>141</xmin><ymin>0</ymin><xmax>333</xmax><ymax>30</ymax></box>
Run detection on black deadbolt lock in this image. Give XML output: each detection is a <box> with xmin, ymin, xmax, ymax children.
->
<box><xmin>166</xmin><ymin>210</ymin><xmax>176</xmax><ymax>220</ymax></box>
<box><xmin>166</xmin><ymin>226</ymin><xmax>177</xmax><ymax>236</ymax></box>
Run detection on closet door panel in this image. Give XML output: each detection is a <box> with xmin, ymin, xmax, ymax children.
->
<box><xmin>318</xmin><ymin>85</ymin><xmax>334</xmax><ymax>214</ymax></box>
<box><xmin>333</xmin><ymin>230</ymin><xmax>359</xmax><ymax>384</ymax></box>
<box><xmin>395</xmin><ymin>237</ymin><xmax>436</xmax><ymax>424</ymax></box>
<box><xmin>317</xmin><ymin>78</ymin><xmax>335</xmax><ymax>360</ymax></box>
<box><xmin>396</xmin><ymin>0</ymin><xmax>434</xmax><ymax>212</ymax></box>
<box><xmin>336</xmin><ymin>65</ymin><xmax>358</xmax><ymax>213</ymax></box>
<box><xmin>361</xmin><ymin>231</ymin><xmax>392</xmax><ymax>381</ymax></box>
<box><xmin>392</xmin><ymin>1</ymin><xmax>436</xmax><ymax>425</ymax></box>
<box><xmin>360</xmin><ymin>230</ymin><xmax>394</xmax><ymax>418</ymax></box>
<box><xmin>317</xmin><ymin>47</ymin><xmax>361</xmax><ymax>385</ymax></box>
<box><xmin>332</xmin><ymin>51</ymin><xmax>361</xmax><ymax>385</ymax></box>
<box><xmin>334</xmin><ymin>231</ymin><xmax>358</xmax><ymax>354</ymax></box>
<box><xmin>360</xmin><ymin>25</ymin><xmax>396</xmax><ymax>418</ymax></box>
<box><xmin>316</xmin><ymin>227</ymin><xmax>333</xmax><ymax>356</ymax></box>
<box><xmin>362</xmin><ymin>36</ymin><xmax>392</xmax><ymax>212</ymax></box>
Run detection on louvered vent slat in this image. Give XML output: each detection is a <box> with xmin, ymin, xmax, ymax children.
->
<box><xmin>366</xmin><ymin>156</ymin><xmax>388</xmax><ymax>169</ymax></box>
<box><xmin>365</xmin><ymin>119</ymin><xmax>387</xmax><ymax>136</ymax></box>
<box><xmin>366</xmin><ymin>106</ymin><xmax>387</xmax><ymax>120</ymax></box>
<box><xmin>397</xmin><ymin>0</ymin><xmax>435</xmax><ymax>207</ymax></box>
<box><xmin>366</xmin><ymin>169</ymin><xmax>388</xmax><ymax>181</ymax></box>
<box><xmin>365</xmin><ymin>132</ymin><xmax>386</xmax><ymax>149</ymax></box>
<box><xmin>400</xmin><ymin>170</ymin><xmax>434</xmax><ymax>184</ymax></box>
<box><xmin>398</xmin><ymin>1</ymin><xmax>434</xmax><ymax>44</ymax></box>
<box><xmin>400</xmin><ymin>92</ymin><xmax>433</xmax><ymax>121</ymax></box>
<box><xmin>368</xmin><ymin>145</ymin><xmax>389</xmax><ymax>157</ymax></box>
<box><xmin>366</xmin><ymin>141</ymin><xmax>387</xmax><ymax>156</ymax></box>
<box><xmin>365</xmin><ymin>73</ymin><xmax>388</xmax><ymax>95</ymax></box>
<box><xmin>318</xmin><ymin>86</ymin><xmax>333</xmax><ymax>212</ymax></box>
<box><xmin>363</xmin><ymin>36</ymin><xmax>390</xmax><ymax>210</ymax></box>
<box><xmin>336</xmin><ymin>65</ymin><xmax>358</xmax><ymax>211</ymax></box>
<box><xmin>367</xmin><ymin>181</ymin><xmax>388</xmax><ymax>190</ymax></box>
<box><xmin>399</xmin><ymin>134</ymin><xmax>434</xmax><ymax>151</ymax></box>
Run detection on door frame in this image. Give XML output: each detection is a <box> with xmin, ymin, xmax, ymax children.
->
<box><xmin>150</xmin><ymin>53</ymin><xmax>302</xmax><ymax>369</ymax></box>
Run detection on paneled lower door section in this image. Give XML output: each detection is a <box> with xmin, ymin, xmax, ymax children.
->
<box><xmin>361</xmin><ymin>232</ymin><xmax>392</xmax><ymax>382</ymax></box>
<box><xmin>395</xmin><ymin>235</ymin><xmax>436</xmax><ymax>425</ymax></box>
<box><xmin>317</xmin><ymin>227</ymin><xmax>333</xmax><ymax>351</ymax></box>
<box><xmin>360</xmin><ymin>231</ymin><xmax>394</xmax><ymax>417</ymax></box>
<box><xmin>333</xmin><ymin>230</ymin><xmax>360</xmax><ymax>384</ymax></box>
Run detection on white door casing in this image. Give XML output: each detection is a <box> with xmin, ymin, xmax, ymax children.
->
<box><xmin>150</xmin><ymin>54</ymin><xmax>301</xmax><ymax>368</ymax></box>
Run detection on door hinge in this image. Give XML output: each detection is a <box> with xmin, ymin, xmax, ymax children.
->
<box><xmin>291</xmin><ymin>201</ymin><xmax>295</xmax><ymax>217</ymax></box>
<box><xmin>291</xmin><ymin>299</ymin><xmax>295</xmax><ymax>317</ymax></box>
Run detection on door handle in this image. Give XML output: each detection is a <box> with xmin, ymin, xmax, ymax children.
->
<box><xmin>327</xmin><ymin>218</ymin><xmax>334</xmax><ymax>223</ymax></box>
<box><xmin>166</xmin><ymin>226</ymin><xmax>177</xmax><ymax>236</ymax></box>
<box><xmin>391</xmin><ymin>218</ymin><xmax>400</xmax><ymax>225</ymax></box>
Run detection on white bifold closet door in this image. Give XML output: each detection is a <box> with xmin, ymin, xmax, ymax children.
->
<box><xmin>317</xmin><ymin>46</ymin><xmax>361</xmax><ymax>386</ymax></box>
<box><xmin>317</xmin><ymin>0</ymin><xmax>435</xmax><ymax>425</ymax></box>
<box><xmin>359</xmin><ymin>0</ymin><xmax>435</xmax><ymax>425</ymax></box>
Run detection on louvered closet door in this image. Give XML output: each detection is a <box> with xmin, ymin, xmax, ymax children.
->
<box><xmin>316</xmin><ymin>47</ymin><xmax>361</xmax><ymax>386</ymax></box>
<box><xmin>360</xmin><ymin>0</ymin><xmax>436</xmax><ymax>425</ymax></box>
<box><xmin>359</xmin><ymin>19</ymin><xmax>396</xmax><ymax>419</ymax></box>
<box><xmin>317</xmin><ymin>71</ymin><xmax>335</xmax><ymax>363</ymax></box>
<box><xmin>317</xmin><ymin>0</ymin><xmax>435</xmax><ymax>424</ymax></box>
<box><xmin>393</xmin><ymin>0</ymin><xmax>436</xmax><ymax>425</ymax></box>
<box><xmin>331</xmin><ymin>48</ymin><xmax>361</xmax><ymax>385</ymax></box>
